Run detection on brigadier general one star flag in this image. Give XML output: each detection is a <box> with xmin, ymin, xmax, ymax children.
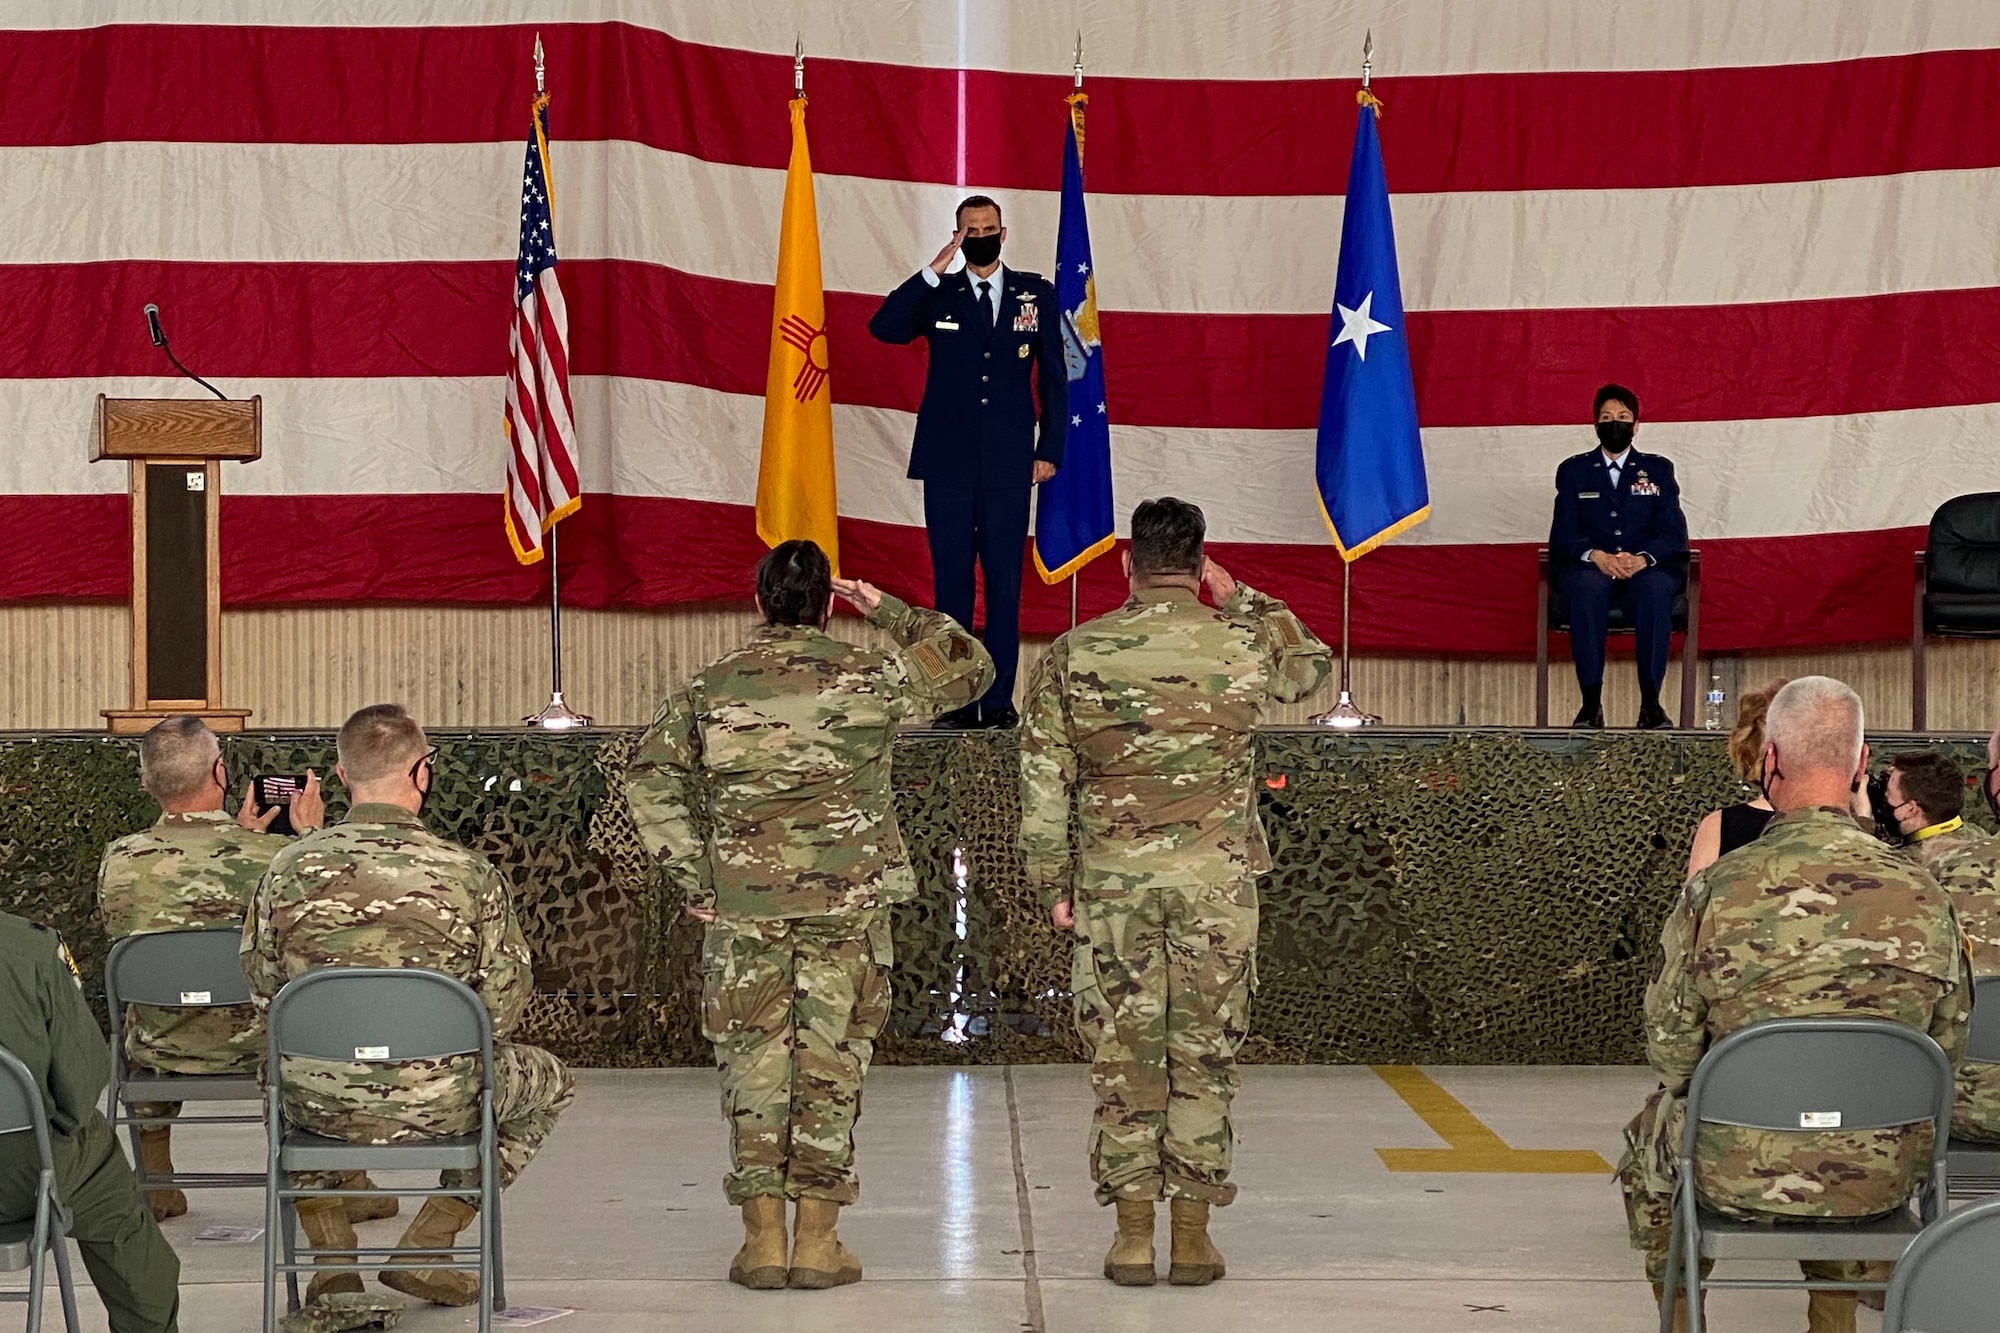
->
<box><xmin>755</xmin><ymin>94</ymin><xmax>840</xmax><ymax>572</ymax></box>
<box><xmin>503</xmin><ymin>88</ymin><xmax>581</xmax><ymax>565</ymax></box>
<box><xmin>1316</xmin><ymin>93</ymin><xmax>1428</xmax><ymax>561</ymax></box>
<box><xmin>1034</xmin><ymin>91</ymin><xmax>1115</xmax><ymax>583</ymax></box>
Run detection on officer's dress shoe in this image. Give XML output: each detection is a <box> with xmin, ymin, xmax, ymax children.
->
<box><xmin>980</xmin><ymin>706</ymin><xmax>1020</xmax><ymax>730</ymax></box>
<box><xmin>1570</xmin><ymin>705</ymin><xmax>1605</xmax><ymax>729</ymax></box>
<box><xmin>1636</xmin><ymin>702</ymin><xmax>1673</xmax><ymax>730</ymax></box>
<box><xmin>932</xmin><ymin>703</ymin><xmax>982</xmax><ymax>729</ymax></box>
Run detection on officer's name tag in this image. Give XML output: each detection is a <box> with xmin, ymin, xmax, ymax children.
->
<box><xmin>1577</xmin><ymin>492</ymin><xmax>1601</xmax><ymax>500</ymax></box>
<box><xmin>934</xmin><ymin>319</ymin><xmax>959</xmax><ymax>330</ymax></box>
<box><xmin>179</xmin><ymin>990</ymin><xmax>211</xmax><ymax>1004</ymax></box>
<box><xmin>355</xmin><ymin>1045</ymin><xmax>390</xmax><ymax>1061</ymax></box>
<box><xmin>1799</xmin><ymin>1110</ymin><xmax>1842</xmax><ymax>1129</ymax></box>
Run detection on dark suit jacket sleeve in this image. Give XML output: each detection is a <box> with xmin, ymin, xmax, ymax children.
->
<box><xmin>869</xmin><ymin>272</ymin><xmax>937</xmax><ymax>345</ymax></box>
<box><xmin>1638</xmin><ymin>459</ymin><xmax>1689</xmax><ymax>566</ymax></box>
<box><xmin>1549</xmin><ymin>460</ymin><xmax>1590</xmax><ymax>564</ymax></box>
<box><xmin>1035</xmin><ymin>286</ymin><xmax>1068</xmax><ymax>467</ymax></box>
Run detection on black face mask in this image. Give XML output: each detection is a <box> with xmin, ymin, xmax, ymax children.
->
<box><xmin>960</xmin><ymin>233</ymin><xmax>1002</xmax><ymax>268</ymax></box>
<box><xmin>1595</xmin><ymin>419</ymin><xmax>1635</xmax><ymax>454</ymax></box>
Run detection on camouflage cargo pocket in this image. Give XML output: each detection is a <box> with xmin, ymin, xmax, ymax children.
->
<box><xmin>1071</xmin><ymin>941</ymin><xmax>1111</xmax><ymax>1044</ymax></box>
<box><xmin>700</xmin><ymin>927</ymin><xmax>789</xmax><ymax>1046</ymax></box>
<box><xmin>846</xmin><ymin>917</ymin><xmax>893</xmax><ymax>1041</ymax></box>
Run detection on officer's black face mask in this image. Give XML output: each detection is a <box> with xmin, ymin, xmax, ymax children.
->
<box><xmin>1596</xmin><ymin>419</ymin><xmax>1635</xmax><ymax>455</ymax></box>
<box><xmin>960</xmin><ymin>233</ymin><xmax>1002</xmax><ymax>268</ymax></box>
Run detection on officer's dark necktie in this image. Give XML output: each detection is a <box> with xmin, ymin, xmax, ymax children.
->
<box><xmin>1608</xmin><ymin>461</ymin><xmax>1623</xmax><ymax>489</ymax></box>
<box><xmin>976</xmin><ymin>279</ymin><xmax>994</xmax><ymax>337</ymax></box>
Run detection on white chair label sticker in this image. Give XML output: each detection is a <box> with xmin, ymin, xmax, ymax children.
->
<box><xmin>179</xmin><ymin>990</ymin><xmax>211</xmax><ymax>1004</ymax></box>
<box><xmin>355</xmin><ymin>1045</ymin><xmax>390</xmax><ymax>1060</ymax></box>
<box><xmin>1799</xmin><ymin>1111</ymin><xmax>1842</xmax><ymax>1129</ymax></box>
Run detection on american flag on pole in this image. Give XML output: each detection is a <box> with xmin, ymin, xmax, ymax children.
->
<box><xmin>503</xmin><ymin>89</ymin><xmax>580</xmax><ymax>565</ymax></box>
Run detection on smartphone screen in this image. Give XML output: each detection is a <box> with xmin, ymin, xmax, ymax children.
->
<box><xmin>252</xmin><ymin>774</ymin><xmax>306</xmax><ymax>837</ymax></box>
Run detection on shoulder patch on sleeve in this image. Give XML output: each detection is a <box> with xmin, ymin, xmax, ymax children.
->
<box><xmin>906</xmin><ymin>638</ymin><xmax>959</xmax><ymax>686</ymax></box>
<box><xmin>1267</xmin><ymin>614</ymin><xmax>1307</xmax><ymax>648</ymax></box>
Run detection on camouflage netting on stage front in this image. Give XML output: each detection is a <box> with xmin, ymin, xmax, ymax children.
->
<box><xmin>1</xmin><ymin>729</ymin><xmax>1988</xmax><ymax>1066</ymax></box>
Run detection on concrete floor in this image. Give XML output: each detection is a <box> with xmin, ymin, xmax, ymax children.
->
<box><xmin>5</xmin><ymin>1064</ymin><xmax>1880</xmax><ymax>1332</ymax></box>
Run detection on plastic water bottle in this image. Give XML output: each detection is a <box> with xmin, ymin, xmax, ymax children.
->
<box><xmin>1703</xmin><ymin>674</ymin><xmax>1726</xmax><ymax>731</ymax></box>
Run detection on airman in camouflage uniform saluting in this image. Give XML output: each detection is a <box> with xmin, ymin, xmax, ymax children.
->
<box><xmin>97</xmin><ymin>716</ymin><xmax>398</xmax><ymax>1225</ymax></box>
<box><xmin>624</xmin><ymin>539</ymin><xmax>992</xmax><ymax>1292</ymax></box>
<box><xmin>1018</xmin><ymin>498</ymin><xmax>1332</xmax><ymax>1289</ymax></box>
<box><xmin>1619</xmin><ymin>678</ymin><xmax>1969</xmax><ymax>1333</ymax></box>
<box><xmin>243</xmin><ymin>704</ymin><xmax>574</xmax><ymax>1311</ymax></box>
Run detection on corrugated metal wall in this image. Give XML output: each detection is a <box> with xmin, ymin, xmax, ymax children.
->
<box><xmin>3</xmin><ymin>602</ymin><xmax>1995</xmax><ymax>732</ymax></box>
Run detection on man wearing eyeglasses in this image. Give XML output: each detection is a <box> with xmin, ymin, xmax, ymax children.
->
<box><xmin>243</xmin><ymin>704</ymin><xmax>575</xmax><ymax>1313</ymax></box>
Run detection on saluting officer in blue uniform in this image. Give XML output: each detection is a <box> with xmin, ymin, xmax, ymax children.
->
<box><xmin>869</xmin><ymin>195</ymin><xmax>1066</xmax><ymax>729</ymax></box>
<box><xmin>1548</xmin><ymin>383</ymin><xmax>1688</xmax><ymax>730</ymax></box>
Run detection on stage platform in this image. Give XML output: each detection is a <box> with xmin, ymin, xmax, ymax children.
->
<box><xmin>2</xmin><ymin>726</ymin><xmax>1989</xmax><ymax>1071</ymax></box>
<box><xmin>0</xmin><ymin>1064</ymin><xmax>1879</xmax><ymax>1332</ymax></box>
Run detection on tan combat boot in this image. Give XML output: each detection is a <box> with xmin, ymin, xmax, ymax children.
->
<box><xmin>729</xmin><ymin>1196</ymin><xmax>789</xmax><ymax>1290</ymax></box>
<box><xmin>1103</xmin><ymin>1199</ymin><xmax>1156</xmax><ymax>1286</ymax></box>
<box><xmin>1650</xmin><ymin>1283</ymin><xmax>1693</xmax><ymax>1333</ymax></box>
<box><xmin>1805</xmin><ymin>1290</ymin><xmax>1858</xmax><ymax>1333</ymax></box>
<box><xmin>136</xmin><ymin>1127</ymin><xmax>187</xmax><ymax>1221</ymax></box>
<box><xmin>341</xmin><ymin>1172</ymin><xmax>399</xmax><ymax>1223</ymax></box>
<box><xmin>295</xmin><ymin>1195</ymin><xmax>365</xmax><ymax>1303</ymax></box>
<box><xmin>1168</xmin><ymin>1198</ymin><xmax>1226</xmax><ymax>1285</ymax></box>
<box><xmin>378</xmin><ymin>1196</ymin><xmax>481</xmax><ymax>1306</ymax></box>
<box><xmin>788</xmin><ymin>1197</ymin><xmax>862</xmax><ymax>1289</ymax></box>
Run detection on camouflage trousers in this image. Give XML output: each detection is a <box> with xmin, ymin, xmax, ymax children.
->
<box><xmin>1955</xmin><ymin>1061</ymin><xmax>2000</xmax><ymax>1142</ymax></box>
<box><xmin>285</xmin><ymin>1043</ymin><xmax>575</xmax><ymax>1192</ymax></box>
<box><xmin>1072</xmin><ymin>877</ymin><xmax>1256</xmax><ymax>1207</ymax></box>
<box><xmin>1617</xmin><ymin>1083</ymin><xmax>1926</xmax><ymax>1283</ymax></box>
<box><xmin>701</xmin><ymin>910</ymin><xmax>890</xmax><ymax>1206</ymax></box>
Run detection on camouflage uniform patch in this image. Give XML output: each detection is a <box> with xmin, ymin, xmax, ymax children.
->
<box><xmin>99</xmin><ymin>810</ymin><xmax>291</xmax><ymax>1121</ymax></box>
<box><xmin>243</xmin><ymin>804</ymin><xmax>575</xmax><ymax>1190</ymax></box>
<box><xmin>1019</xmin><ymin>582</ymin><xmax>1331</xmax><ymax>1205</ymax></box>
<box><xmin>626</xmin><ymin>594</ymin><xmax>988</xmax><ymax>1203</ymax></box>
<box><xmin>1617</xmin><ymin>806</ymin><xmax>1970</xmax><ymax>1281</ymax></box>
<box><xmin>1928</xmin><ymin>833</ymin><xmax>2000</xmax><ymax>1140</ymax></box>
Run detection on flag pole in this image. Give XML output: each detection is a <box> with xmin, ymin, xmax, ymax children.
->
<box><xmin>1065</xmin><ymin>31</ymin><xmax>1086</xmax><ymax>632</ymax></box>
<box><xmin>1312</xmin><ymin>31</ymin><xmax>1384</xmax><ymax>730</ymax></box>
<box><xmin>523</xmin><ymin>31</ymin><xmax>591</xmax><ymax>731</ymax></box>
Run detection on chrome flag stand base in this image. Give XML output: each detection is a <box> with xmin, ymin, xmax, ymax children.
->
<box><xmin>524</xmin><ymin>691</ymin><xmax>592</xmax><ymax>730</ymax></box>
<box><xmin>1313</xmin><ymin>690</ymin><xmax>1380</xmax><ymax>729</ymax></box>
<box><xmin>1311</xmin><ymin>558</ymin><xmax>1380</xmax><ymax>728</ymax></box>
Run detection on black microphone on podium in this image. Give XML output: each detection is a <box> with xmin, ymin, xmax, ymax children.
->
<box><xmin>141</xmin><ymin>302</ymin><xmax>227</xmax><ymax>400</ymax></box>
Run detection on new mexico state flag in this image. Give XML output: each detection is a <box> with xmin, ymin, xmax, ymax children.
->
<box><xmin>755</xmin><ymin>95</ymin><xmax>840</xmax><ymax>572</ymax></box>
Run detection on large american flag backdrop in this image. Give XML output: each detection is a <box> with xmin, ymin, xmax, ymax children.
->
<box><xmin>4</xmin><ymin>3</ymin><xmax>1999</xmax><ymax>655</ymax></box>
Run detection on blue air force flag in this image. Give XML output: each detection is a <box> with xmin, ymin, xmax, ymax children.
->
<box><xmin>1315</xmin><ymin>99</ymin><xmax>1428</xmax><ymax>560</ymax></box>
<box><xmin>1034</xmin><ymin>97</ymin><xmax>1115</xmax><ymax>583</ymax></box>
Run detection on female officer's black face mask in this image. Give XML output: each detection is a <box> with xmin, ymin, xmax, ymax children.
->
<box><xmin>1596</xmin><ymin>419</ymin><xmax>1635</xmax><ymax>454</ymax></box>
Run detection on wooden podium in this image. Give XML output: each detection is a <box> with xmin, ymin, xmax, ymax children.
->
<box><xmin>93</xmin><ymin>395</ymin><xmax>261</xmax><ymax>735</ymax></box>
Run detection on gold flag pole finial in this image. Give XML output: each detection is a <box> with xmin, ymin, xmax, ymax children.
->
<box><xmin>534</xmin><ymin>32</ymin><xmax>545</xmax><ymax>96</ymax></box>
<box><xmin>1073</xmin><ymin>32</ymin><xmax>1085</xmax><ymax>90</ymax></box>
<box><xmin>794</xmin><ymin>35</ymin><xmax>805</xmax><ymax>97</ymax></box>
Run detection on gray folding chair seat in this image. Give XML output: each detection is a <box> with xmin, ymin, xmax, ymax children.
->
<box><xmin>1880</xmin><ymin>1194</ymin><xmax>2000</xmax><ymax>1332</ymax></box>
<box><xmin>0</xmin><ymin>1045</ymin><xmax>81</xmax><ymax>1332</ymax></box>
<box><xmin>262</xmin><ymin>968</ymin><xmax>504</xmax><ymax>1333</ymax></box>
<box><xmin>1659</xmin><ymin>1018</ymin><xmax>1953</xmax><ymax>1333</ymax></box>
<box><xmin>1945</xmin><ymin>975</ymin><xmax>2000</xmax><ymax>1198</ymax></box>
<box><xmin>105</xmin><ymin>930</ymin><xmax>265</xmax><ymax>1193</ymax></box>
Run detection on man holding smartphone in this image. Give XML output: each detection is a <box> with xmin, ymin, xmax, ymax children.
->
<box><xmin>869</xmin><ymin>195</ymin><xmax>1067</xmax><ymax>729</ymax></box>
<box><xmin>96</xmin><ymin>716</ymin><xmax>396</xmax><ymax>1224</ymax></box>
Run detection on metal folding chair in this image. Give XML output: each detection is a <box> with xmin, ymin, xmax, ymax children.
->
<box><xmin>0</xmin><ymin>1045</ymin><xmax>81</xmax><ymax>1333</ymax></box>
<box><xmin>104</xmin><ymin>930</ymin><xmax>265</xmax><ymax>1195</ymax></box>
<box><xmin>1946</xmin><ymin>976</ymin><xmax>2000</xmax><ymax>1197</ymax></box>
<box><xmin>1659</xmin><ymin>1018</ymin><xmax>1953</xmax><ymax>1333</ymax></box>
<box><xmin>261</xmin><ymin>968</ymin><xmax>504</xmax><ymax>1333</ymax></box>
<box><xmin>1880</xmin><ymin>1194</ymin><xmax>2000</xmax><ymax>1332</ymax></box>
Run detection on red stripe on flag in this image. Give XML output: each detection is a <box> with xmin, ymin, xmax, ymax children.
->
<box><xmin>10</xmin><ymin>260</ymin><xmax>2000</xmax><ymax>429</ymax></box>
<box><xmin>2</xmin><ymin>25</ymin><xmax>1998</xmax><ymax>194</ymax></box>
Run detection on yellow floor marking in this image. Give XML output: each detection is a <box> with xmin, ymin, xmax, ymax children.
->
<box><xmin>1371</xmin><ymin>1065</ymin><xmax>1613</xmax><ymax>1174</ymax></box>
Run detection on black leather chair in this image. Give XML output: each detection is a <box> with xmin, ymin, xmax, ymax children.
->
<box><xmin>1535</xmin><ymin>548</ymin><xmax>1701</xmax><ymax>727</ymax></box>
<box><xmin>1913</xmin><ymin>494</ymin><xmax>2000</xmax><ymax>731</ymax></box>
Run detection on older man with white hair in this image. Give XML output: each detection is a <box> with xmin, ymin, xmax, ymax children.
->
<box><xmin>1616</xmin><ymin>676</ymin><xmax>1970</xmax><ymax>1333</ymax></box>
